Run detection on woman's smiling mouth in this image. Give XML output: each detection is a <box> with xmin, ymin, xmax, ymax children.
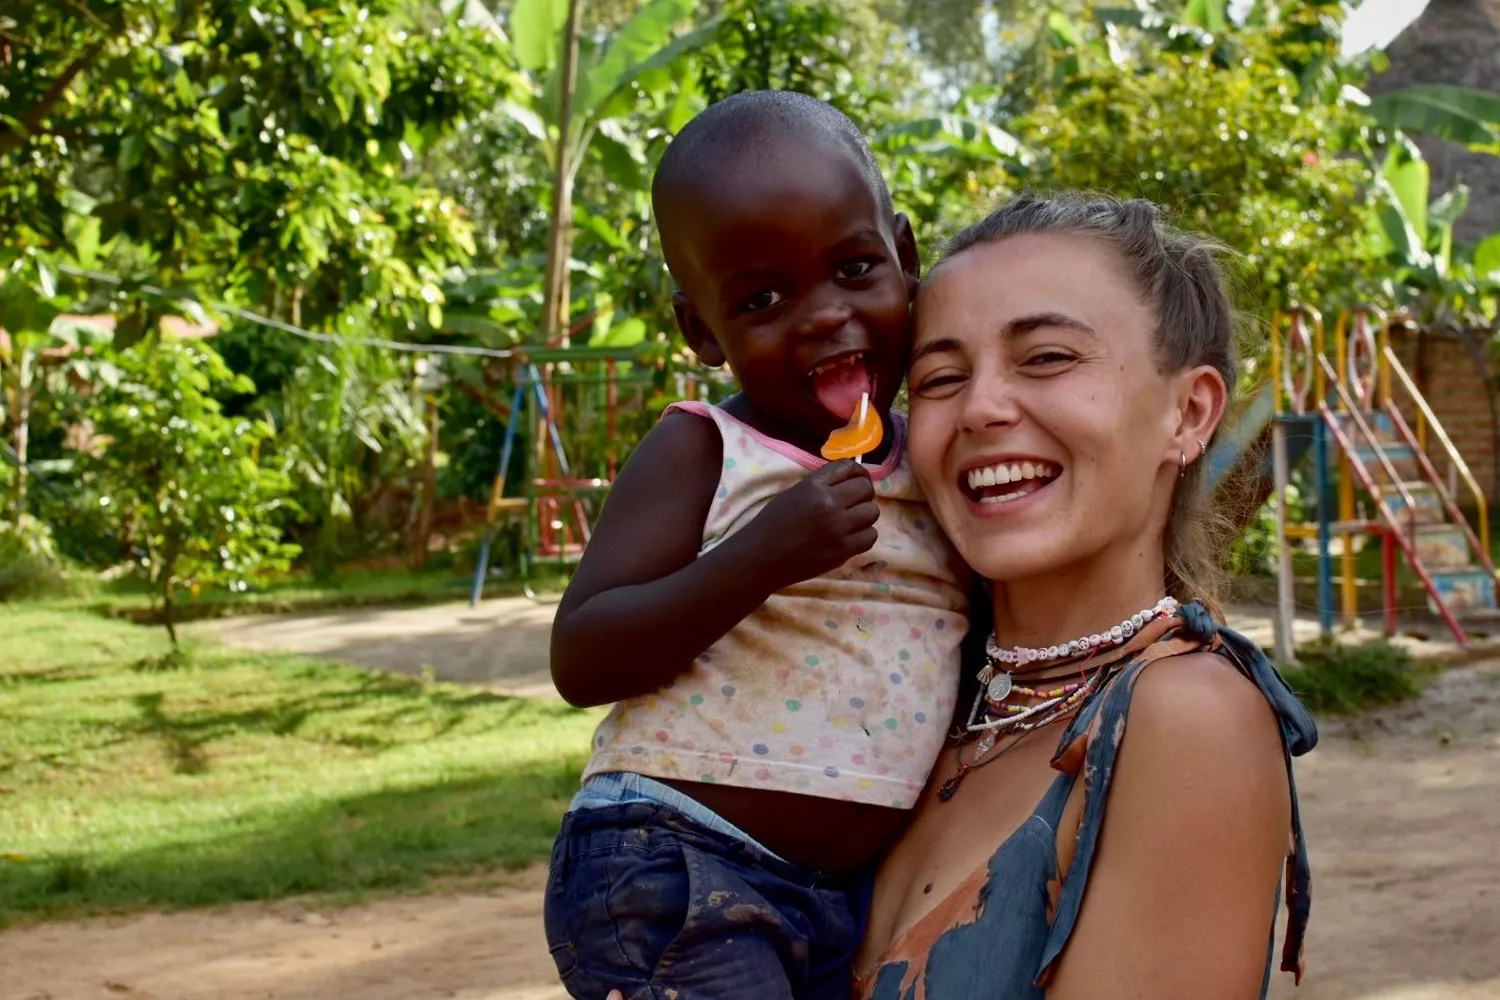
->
<box><xmin>961</xmin><ymin>459</ymin><xmax>1062</xmax><ymax>505</ymax></box>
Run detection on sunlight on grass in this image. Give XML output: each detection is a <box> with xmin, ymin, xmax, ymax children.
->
<box><xmin>0</xmin><ymin>607</ymin><xmax>601</xmax><ymax>924</ymax></box>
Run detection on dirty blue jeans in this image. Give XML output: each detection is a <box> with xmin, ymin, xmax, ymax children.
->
<box><xmin>544</xmin><ymin>773</ymin><xmax>873</xmax><ymax>1000</ymax></box>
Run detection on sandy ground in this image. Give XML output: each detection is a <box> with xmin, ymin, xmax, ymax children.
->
<box><xmin>195</xmin><ymin>597</ymin><xmax>561</xmax><ymax>699</ymax></box>
<box><xmin>194</xmin><ymin>596</ymin><xmax>1500</xmax><ymax>704</ymax></box>
<box><xmin>6</xmin><ymin>656</ymin><xmax>1500</xmax><ymax>1000</ymax></box>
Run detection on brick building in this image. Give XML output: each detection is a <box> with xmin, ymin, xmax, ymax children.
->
<box><xmin>1364</xmin><ymin>0</ymin><xmax>1500</xmax><ymax>504</ymax></box>
<box><xmin>1387</xmin><ymin>325</ymin><xmax>1499</xmax><ymax>506</ymax></box>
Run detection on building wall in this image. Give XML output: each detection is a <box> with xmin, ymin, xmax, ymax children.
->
<box><xmin>1386</xmin><ymin>326</ymin><xmax>1498</xmax><ymax>505</ymax></box>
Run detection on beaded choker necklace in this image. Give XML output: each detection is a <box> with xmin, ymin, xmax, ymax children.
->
<box><xmin>938</xmin><ymin>597</ymin><xmax>1179</xmax><ymax>802</ymax></box>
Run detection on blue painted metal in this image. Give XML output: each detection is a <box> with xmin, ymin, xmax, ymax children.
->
<box><xmin>1313</xmin><ymin>417</ymin><xmax>1334</xmax><ymax>635</ymax></box>
<box><xmin>1206</xmin><ymin>383</ymin><xmax>1318</xmax><ymax>498</ymax></box>
<box><xmin>469</xmin><ymin>378</ymin><xmax>528</xmax><ymax>606</ymax></box>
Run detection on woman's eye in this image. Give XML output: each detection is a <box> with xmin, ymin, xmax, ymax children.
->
<box><xmin>913</xmin><ymin>372</ymin><xmax>967</xmax><ymax>394</ymax></box>
<box><xmin>743</xmin><ymin>289</ymin><xmax>784</xmax><ymax>313</ymax></box>
<box><xmin>838</xmin><ymin>259</ymin><xmax>877</xmax><ymax>280</ymax></box>
<box><xmin>1025</xmin><ymin>350</ymin><xmax>1077</xmax><ymax>367</ymax></box>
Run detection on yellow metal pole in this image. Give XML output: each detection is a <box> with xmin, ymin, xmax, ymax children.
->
<box><xmin>1377</xmin><ymin>313</ymin><xmax>1393</xmax><ymax>406</ymax></box>
<box><xmin>1312</xmin><ymin>309</ymin><xmax>1327</xmax><ymax>408</ymax></box>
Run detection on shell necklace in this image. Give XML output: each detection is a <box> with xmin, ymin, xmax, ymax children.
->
<box><xmin>938</xmin><ymin>596</ymin><xmax>1179</xmax><ymax>802</ymax></box>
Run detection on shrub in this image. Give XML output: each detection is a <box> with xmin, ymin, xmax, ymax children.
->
<box><xmin>1282</xmin><ymin>638</ymin><xmax>1421</xmax><ymax>714</ymax></box>
<box><xmin>0</xmin><ymin>515</ymin><xmax>73</xmax><ymax>601</ymax></box>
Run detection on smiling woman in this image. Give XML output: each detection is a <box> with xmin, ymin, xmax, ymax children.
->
<box><xmin>853</xmin><ymin>195</ymin><xmax>1318</xmax><ymax>1000</ymax></box>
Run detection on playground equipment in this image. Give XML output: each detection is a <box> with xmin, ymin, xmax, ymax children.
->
<box><xmin>1207</xmin><ymin>306</ymin><xmax>1497</xmax><ymax>659</ymax></box>
<box><xmin>468</xmin><ymin>344</ymin><xmax>727</xmax><ymax>602</ymax></box>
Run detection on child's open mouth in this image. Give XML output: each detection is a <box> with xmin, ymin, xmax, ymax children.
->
<box><xmin>809</xmin><ymin>352</ymin><xmax>872</xmax><ymax>422</ymax></box>
<box><xmin>961</xmin><ymin>460</ymin><xmax>1062</xmax><ymax>505</ymax></box>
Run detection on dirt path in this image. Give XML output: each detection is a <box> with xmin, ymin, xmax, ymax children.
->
<box><xmin>0</xmin><ymin>869</ymin><xmax>568</xmax><ymax>1000</ymax></box>
<box><xmin>195</xmin><ymin>597</ymin><xmax>561</xmax><ymax>699</ymax></box>
<box><xmin>7</xmin><ymin>660</ymin><xmax>1499</xmax><ymax>1000</ymax></box>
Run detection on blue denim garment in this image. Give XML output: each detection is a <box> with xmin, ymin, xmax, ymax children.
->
<box><xmin>570</xmin><ymin>770</ymin><xmax>782</xmax><ymax>859</ymax></box>
<box><xmin>545</xmin><ymin>798</ymin><xmax>873</xmax><ymax>1000</ymax></box>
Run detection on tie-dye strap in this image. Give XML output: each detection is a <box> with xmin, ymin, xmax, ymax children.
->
<box><xmin>1034</xmin><ymin>604</ymin><xmax>1318</xmax><ymax>991</ymax></box>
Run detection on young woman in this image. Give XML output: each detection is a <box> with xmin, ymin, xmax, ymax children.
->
<box><xmin>854</xmin><ymin>193</ymin><xmax>1316</xmax><ymax>999</ymax></box>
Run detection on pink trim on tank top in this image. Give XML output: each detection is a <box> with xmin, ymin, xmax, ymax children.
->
<box><xmin>663</xmin><ymin>400</ymin><xmax>906</xmax><ymax>482</ymax></box>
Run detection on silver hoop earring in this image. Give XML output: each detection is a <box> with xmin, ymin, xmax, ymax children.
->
<box><xmin>1197</xmin><ymin>438</ymin><xmax>1208</xmax><ymax>458</ymax></box>
<box><xmin>1179</xmin><ymin>451</ymin><xmax>1188</xmax><ymax>479</ymax></box>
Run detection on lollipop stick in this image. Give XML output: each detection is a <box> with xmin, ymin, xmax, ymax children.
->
<box><xmin>855</xmin><ymin>393</ymin><xmax>869</xmax><ymax>464</ymax></box>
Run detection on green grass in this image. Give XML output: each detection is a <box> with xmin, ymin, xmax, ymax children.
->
<box><xmin>23</xmin><ymin>563</ymin><xmax>572</xmax><ymax>622</ymax></box>
<box><xmin>0</xmin><ymin>607</ymin><xmax>601</xmax><ymax>925</ymax></box>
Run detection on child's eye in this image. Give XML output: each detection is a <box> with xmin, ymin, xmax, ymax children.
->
<box><xmin>742</xmin><ymin>289</ymin><xmax>784</xmax><ymax>313</ymax></box>
<box><xmin>838</xmin><ymin>259</ymin><xmax>878</xmax><ymax>280</ymax></box>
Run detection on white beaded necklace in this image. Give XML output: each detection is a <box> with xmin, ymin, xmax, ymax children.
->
<box><xmin>977</xmin><ymin>596</ymin><xmax>1179</xmax><ymax>703</ymax></box>
<box><xmin>938</xmin><ymin>597</ymin><xmax>1181</xmax><ymax>803</ymax></box>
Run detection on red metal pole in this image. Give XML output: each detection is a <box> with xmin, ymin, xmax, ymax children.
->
<box><xmin>1382</xmin><ymin>529</ymin><xmax>1399</xmax><ymax>637</ymax></box>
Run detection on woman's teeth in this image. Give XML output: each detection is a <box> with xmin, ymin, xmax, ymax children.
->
<box><xmin>965</xmin><ymin>461</ymin><xmax>1060</xmax><ymax>492</ymax></box>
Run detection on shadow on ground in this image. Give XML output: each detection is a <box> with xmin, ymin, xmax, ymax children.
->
<box><xmin>0</xmin><ymin>758</ymin><xmax>581</xmax><ymax>923</ymax></box>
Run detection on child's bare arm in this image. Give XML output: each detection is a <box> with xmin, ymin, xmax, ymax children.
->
<box><xmin>550</xmin><ymin>412</ymin><xmax>878</xmax><ymax>708</ymax></box>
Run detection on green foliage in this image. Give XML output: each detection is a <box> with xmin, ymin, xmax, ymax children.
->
<box><xmin>269</xmin><ymin>345</ymin><xmax>428</xmax><ymax>579</ymax></box>
<box><xmin>0</xmin><ymin>516</ymin><xmax>74</xmax><ymax>601</ymax></box>
<box><xmin>2</xmin><ymin>0</ymin><xmax>501</xmax><ymax>345</ymax></box>
<box><xmin>1281</xmin><ymin>637</ymin><xmax>1421</xmax><ymax>715</ymax></box>
<box><xmin>84</xmin><ymin>340</ymin><xmax>298</xmax><ymax>642</ymax></box>
<box><xmin>1367</xmin><ymin>135</ymin><xmax>1500</xmax><ymax>327</ymax></box>
<box><xmin>0</xmin><ymin>606</ymin><xmax>600</xmax><ymax>922</ymax></box>
<box><xmin>1230</xmin><ymin>471</ymin><xmax>1308</xmax><ymax>577</ymax></box>
<box><xmin>1366</xmin><ymin>85</ymin><xmax>1500</xmax><ymax>155</ymax></box>
<box><xmin>1013</xmin><ymin>11</ymin><xmax>1378</xmax><ymax>315</ymax></box>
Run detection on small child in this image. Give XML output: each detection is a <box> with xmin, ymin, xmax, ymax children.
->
<box><xmin>543</xmin><ymin>91</ymin><xmax>970</xmax><ymax>1000</ymax></box>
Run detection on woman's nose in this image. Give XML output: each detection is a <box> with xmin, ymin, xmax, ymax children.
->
<box><xmin>958</xmin><ymin>376</ymin><xmax>1021</xmax><ymax>434</ymax></box>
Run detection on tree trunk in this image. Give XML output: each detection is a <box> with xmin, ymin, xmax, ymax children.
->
<box><xmin>539</xmin><ymin>0</ymin><xmax>583</xmax><ymax>347</ymax></box>
<box><xmin>412</xmin><ymin>394</ymin><xmax>439</xmax><ymax>570</ymax></box>
<box><xmin>162</xmin><ymin>570</ymin><xmax>179</xmax><ymax>647</ymax></box>
<box><xmin>11</xmin><ymin>347</ymin><xmax>32</xmax><ymax>525</ymax></box>
<box><xmin>0</xmin><ymin>45</ymin><xmax>102</xmax><ymax>157</ymax></box>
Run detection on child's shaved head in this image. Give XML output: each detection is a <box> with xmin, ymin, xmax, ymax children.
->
<box><xmin>652</xmin><ymin>91</ymin><xmax>892</xmax><ymax>271</ymax></box>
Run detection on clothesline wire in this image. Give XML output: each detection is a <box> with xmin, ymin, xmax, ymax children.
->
<box><xmin>57</xmin><ymin>264</ymin><xmax>519</xmax><ymax>361</ymax></box>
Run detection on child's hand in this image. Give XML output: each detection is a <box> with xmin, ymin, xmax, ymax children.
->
<box><xmin>746</xmin><ymin>459</ymin><xmax>878</xmax><ymax>588</ymax></box>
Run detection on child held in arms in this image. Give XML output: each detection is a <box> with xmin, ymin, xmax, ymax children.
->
<box><xmin>543</xmin><ymin>91</ymin><xmax>970</xmax><ymax>1000</ymax></box>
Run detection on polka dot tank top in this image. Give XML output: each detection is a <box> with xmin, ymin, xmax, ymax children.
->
<box><xmin>582</xmin><ymin>401</ymin><xmax>971</xmax><ymax>810</ymax></box>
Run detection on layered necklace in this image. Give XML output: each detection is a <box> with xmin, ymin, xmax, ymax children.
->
<box><xmin>938</xmin><ymin>596</ymin><xmax>1180</xmax><ymax>802</ymax></box>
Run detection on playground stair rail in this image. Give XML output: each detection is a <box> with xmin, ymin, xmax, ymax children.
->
<box><xmin>1209</xmin><ymin>306</ymin><xmax>1496</xmax><ymax>648</ymax></box>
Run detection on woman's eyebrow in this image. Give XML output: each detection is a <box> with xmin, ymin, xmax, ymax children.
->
<box><xmin>1004</xmin><ymin>311</ymin><xmax>1099</xmax><ymax>340</ymax></box>
<box><xmin>911</xmin><ymin>313</ymin><xmax>1099</xmax><ymax>366</ymax></box>
<box><xmin>910</xmin><ymin>337</ymin><xmax>965</xmax><ymax>365</ymax></box>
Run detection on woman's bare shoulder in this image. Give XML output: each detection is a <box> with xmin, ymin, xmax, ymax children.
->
<box><xmin>1107</xmin><ymin>649</ymin><xmax>1290</xmax><ymax>844</ymax></box>
<box><xmin>1129</xmin><ymin>650</ymin><xmax>1285</xmax><ymax>757</ymax></box>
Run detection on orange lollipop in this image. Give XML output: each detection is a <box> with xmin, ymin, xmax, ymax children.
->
<box><xmin>821</xmin><ymin>392</ymin><xmax>883</xmax><ymax>462</ymax></box>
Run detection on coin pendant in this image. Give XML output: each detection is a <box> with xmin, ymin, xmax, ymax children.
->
<box><xmin>986</xmin><ymin>671</ymin><xmax>1013</xmax><ymax>703</ymax></box>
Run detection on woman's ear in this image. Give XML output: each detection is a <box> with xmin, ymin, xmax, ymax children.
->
<box><xmin>1171</xmin><ymin>364</ymin><xmax>1229</xmax><ymax>469</ymax></box>
<box><xmin>673</xmin><ymin>292</ymin><xmax>726</xmax><ymax>369</ymax></box>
